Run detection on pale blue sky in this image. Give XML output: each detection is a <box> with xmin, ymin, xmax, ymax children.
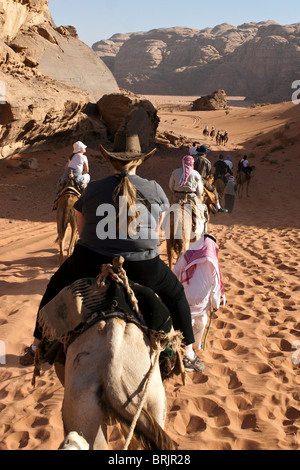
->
<box><xmin>49</xmin><ymin>0</ymin><xmax>299</xmax><ymax>46</ymax></box>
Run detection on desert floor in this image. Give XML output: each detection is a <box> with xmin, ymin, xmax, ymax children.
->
<box><xmin>0</xmin><ymin>96</ymin><xmax>300</xmax><ymax>450</ymax></box>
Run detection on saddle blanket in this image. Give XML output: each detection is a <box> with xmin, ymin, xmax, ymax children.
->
<box><xmin>38</xmin><ymin>277</ymin><xmax>173</xmax><ymax>346</ymax></box>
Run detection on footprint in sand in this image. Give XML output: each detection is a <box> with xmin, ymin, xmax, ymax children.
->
<box><xmin>285</xmin><ymin>407</ymin><xmax>300</xmax><ymax>421</ymax></box>
<box><xmin>5</xmin><ymin>431</ymin><xmax>30</xmax><ymax>450</ymax></box>
<box><xmin>248</xmin><ymin>362</ymin><xmax>273</xmax><ymax>375</ymax></box>
<box><xmin>241</xmin><ymin>413</ymin><xmax>258</xmax><ymax>430</ymax></box>
<box><xmin>186</xmin><ymin>415</ymin><xmax>207</xmax><ymax>433</ymax></box>
<box><xmin>199</xmin><ymin>397</ymin><xmax>231</xmax><ymax>427</ymax></box>
<box><xmin>213</xmin><ymin>365</ymin><xmax>243</xmax><ymax>390</ymax></box>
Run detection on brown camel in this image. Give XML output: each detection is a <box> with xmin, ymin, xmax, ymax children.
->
<box><xmin>203</xmin><ymin>127</ymin><xmax>209</xmax><ymax>137</ymax></box>
<box><xmin>214</xmin><ymin>177</ymin><xmax>227</xmax><ymax>207</ymax></box>
<box><xmin>202</xmin><ymin>174</ymin><xmax>217</xmax><ymax>226</ymax></box>
<box><xmin>210</xmin><ymin>129</ymin><xmax>216</xmax><ymax>140</ymax></box>
<box><xmin>221</xmin><ymin>133</ymin><xmax>229</xmax><ymax>145</ymax></box>
<box><xmin>55</xmin><ymin>174</ymin><xmax>81</xmax><ymax>265</ymax></box>
<box><xmin>164</xmin><ymin>199</ymin><xmax>204</xmax><ymax>268</ymax></box>
<box><xmin>236</xmin><ymin>168</ymin><xmax>255</xmax><ymax>198</ymax></box>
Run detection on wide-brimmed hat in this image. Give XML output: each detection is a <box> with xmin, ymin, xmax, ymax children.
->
<box><xmin>196</xmin><ymin>145</ymin><xmax>210</xmax><ymax>154</ymax></box>
<box><xmin>99</xmin><ymin>133</ymin><xmax>157</xmax><ymax>162</ymax></box>
<box><xmin>73</xmin><ymin>141</ymin><xmax>87</xmax><ymax>153</ymax></box>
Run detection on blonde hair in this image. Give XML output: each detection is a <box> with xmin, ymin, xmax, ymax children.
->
<box><xmin>109</xmin><ymin>157</ymin><xmax>144</xmax><ymax>235</ymax></box>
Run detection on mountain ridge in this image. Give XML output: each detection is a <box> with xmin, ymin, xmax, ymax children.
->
<box><xmin>93</xmin><ymin>21</ymin><xmax>300</xmax><ymax>103</ymax></box>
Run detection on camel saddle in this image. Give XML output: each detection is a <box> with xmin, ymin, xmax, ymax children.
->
<box><xmin>202</xmin><ymin>186</ymin><xmax>216</xmax><ymax>205</ymax></box>
<box><xmin>38</xmin><ymin>275</ymin><xmax>172</xmax><ymax>352</ymax></box>
<box><xmin>34</xmin><ymin>260</ymin><xmax>183</xmax><ymax>386</ymax></box>
<box><xmin>52</xmin><ymin>185</ymin><xmax>81</xmax><ymax>211</ymax></box>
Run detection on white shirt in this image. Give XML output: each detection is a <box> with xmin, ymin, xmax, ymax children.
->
<box><xmin>169</xmin><ymin>168</ymin><xmax>203</xmax><ymax>196</ymax></box>
<box><xmin>189</xmin><ymin>146</ymin><xmax>197</xmax><ymax>156</ymax></box>
<box><xmin>225</xmin><ymin>160</ymin><xmax>233</xmax><ymax>171</ymax></box>
<box><xmin>68</xmin><ymin>153</ymin><xmax>88</xmax><ymax>173</ymax></box>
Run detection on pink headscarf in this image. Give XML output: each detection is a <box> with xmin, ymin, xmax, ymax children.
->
<box><xmin>179</xmin><ymin>155</ymin><xmax>194</xmax><ymax>186</ymax></box>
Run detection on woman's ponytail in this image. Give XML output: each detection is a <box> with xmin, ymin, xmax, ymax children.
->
<box><xmin>110</xmin><ymin>158</ymin><xmax>143</xmax><ymax>236</ymax></box>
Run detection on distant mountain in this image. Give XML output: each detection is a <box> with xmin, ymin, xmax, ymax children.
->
<box><xmin>93</xmin><ymin>21</ymin><xmax>300</xmax><ymax>103</ymax></box>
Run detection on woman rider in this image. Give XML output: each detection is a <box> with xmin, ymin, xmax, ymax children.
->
<box><xmin>20</xmin><ymin>133</ymin><xmax>204</xmax><ymax>373</ymax></box>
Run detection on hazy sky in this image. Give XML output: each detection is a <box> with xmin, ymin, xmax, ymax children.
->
<box><xmin>48</xmin><ymin>0</ymin><xmax>299</xmax><ymax>46</ymax></box>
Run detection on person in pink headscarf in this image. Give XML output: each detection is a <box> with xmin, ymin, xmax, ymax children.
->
<box><xmin>169</xmin><ymin>155</ymin><xmax>204</xmax><ymax>205</ymax></box>
<box><xmin>173</xmin><ymin>233</ymin><xmax>226</xmax><ymax>371</ymax></box>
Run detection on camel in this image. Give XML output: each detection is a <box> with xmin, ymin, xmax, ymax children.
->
<box><xmin>35</xmin><ymin>258</ymin><xmax>183</xmax><ymax>450</ymax></box>
<box><xmin>216</xmin><ymin>133</ymin><xmax>222</xmax><ymax>146</ymax></box>
<box><xmin>164</xmin><ymin>199</ymin><xmax>204</xmax><ymax>268</ymax></box>
<box><xmin>202</xmin><ymin>175</ymin><xmax>217</xmax><ymax>224</ymax></box>
<box><xmin>236</xmin><ymin>168</ymin><xmax>255</xmax><ymax>198</ymax></box>
<box><xmin>203</xmin><ymin>127</ymin><xmax>209</xmax><ymax>137</ymax></box>
<box><xmin>60</xmin><ymin>318</ymin><xmax>178</xmax><ymax>450</ymax></box>
<box><xmin>214</xmin><ymin>176</ymin><xmax>227</xmax><ymax>207</ymax></box>
<box><xmin>210</xmin><ymin>128</ymin><xmax>216</xmax><ymax>140</ymax></box>
<box><xmin>221</xmin><ymin>133</ymin><xmax>229</xmax><ymax>145</ymax></box>
<box><xmin>55</xmin><ymin>173</ymin><xmax>81</xmax><ymax>265</ymax></box>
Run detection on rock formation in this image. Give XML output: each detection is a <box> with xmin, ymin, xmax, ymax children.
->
<box><xmin>93</xmin><ymin>22</ymin><xmax>300</xmax><ymax>103</ymax></box>
<box><xmin>1</xmin><ymin>0</ymin><xmax>119</xmax><ymax>102</ymax></box>
<box><xmin>0</xmin><ymin>0</ymin><xmax>119</xmax><ymax>158</ymax></box>
<box><xmin>97</xmin><ymin>90</ymin><xmax>159</xmax><ymax>151</ymax></box>
<box><xmin>192</xmin><ymin>90</ymin><xmax>228</xmax><ymax>111</ymax></box>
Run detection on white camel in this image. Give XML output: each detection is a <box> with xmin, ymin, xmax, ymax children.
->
<box><xmin>36</xmin><ymin>258</ymin><xmax>184</xmax><ymax>450</ymax></box>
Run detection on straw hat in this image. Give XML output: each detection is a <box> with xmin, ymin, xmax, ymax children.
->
<box><xmin>99</xmin><ymin>132</ymin><xmax>156</xmax><ymax>162</ymax></box>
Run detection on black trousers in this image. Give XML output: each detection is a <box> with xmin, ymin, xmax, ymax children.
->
<box><xmin>34</xmin><ymin>244</ymin><xmax>195</xmax><ymax>345</ymax></box>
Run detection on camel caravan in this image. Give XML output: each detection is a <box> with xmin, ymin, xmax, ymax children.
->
<box><xmin>203</xmin><ymin>126</ymin><xmax>229</xmax><ymax>146</ymax></box>
<box><xmin>23</xmin><ymin>133</ymin><xmax>253</xmax><ymax>450</ymax></box>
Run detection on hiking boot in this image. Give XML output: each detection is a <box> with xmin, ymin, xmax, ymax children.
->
<box><xmin>183</xmin><ymin>355</ymin><xmax>206</xmax><ymax>373</ymax></box>
<box><xmin>19</xmin><ymin>346</ymin><xmax>35</xmax><ymax>366</ymax></box>
<box><xmin>218</xmin><ymin>208</ymin><xmax>228</xmax><ymax>213</ymax></box>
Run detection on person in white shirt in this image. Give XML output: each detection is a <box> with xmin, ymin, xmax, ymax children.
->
<box><xmin>58</xmin><ymin>141</ymin><xmax>90</xmax><ymax>189</ymax></box>
<box><xmin>189</xmin><ymin>142</ymin><xmax>198</xmax><ymax>156</ymax></box>
<box><xmin>173</xmin><ymin>233</ymin><xmax>226</xmax><ymax>371</ymax></box>
<box><xmin>225</xmin><ymin>155</ymin><xmax>233</xmax><ymax>171</ymax></box>
<box><xmin>169</xmin><ymin>155</ymin><xmax>204</xmax><ymax>203</ymax></box>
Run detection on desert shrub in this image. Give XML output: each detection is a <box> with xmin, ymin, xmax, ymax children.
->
<box><xmin>256</xmin><ymin>139</ymin><xmax>272</xmax><ymax>147</ymax></box>
<box><xmin>273</xmin><ymin>130</ymin><xmax>292</xmax><ymax>146</ymax></box>
<box><xmin>270</xmin><ymin>145</ymin><xmax>284</xmax><ymax>153</ymax></box>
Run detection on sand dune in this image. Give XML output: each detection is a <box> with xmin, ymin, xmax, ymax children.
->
<box><xmin>0</xmin><ymin>97</ymin><xmax>300</xmax><ymax>450</ymax></box>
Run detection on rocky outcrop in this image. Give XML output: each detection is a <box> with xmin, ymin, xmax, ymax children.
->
<box><xmin>97</xmin><ymin>90</ymin><xmax>159</xmax><ymax>151</ymax></box>
<box><xmin>0</xmin><ymin>39</ymin><xmax>96</xmax><ymax>158</ymax></box>
<box><xmin>0</xmin><ymin>0</ymin><xmax>119</xmax><ymax>158</ymax></box>
<box><xmin>1</xmin><ymin>0</ymin><xmax>119</xmax><ymax>102</ymax></box>
<box><xmin>192</xmin><ymin>90</ymin><xmax>228</xmax><ymax>111</ymax></box>
<box><xmin>93</xmin><ymin>22</ymin><xmax>300</xmax><ymax>103</ymax></box>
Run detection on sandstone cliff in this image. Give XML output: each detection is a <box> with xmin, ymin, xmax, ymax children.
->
<box><xmin>0</xmin><ymin>0</ymin><xmax>119</xmax><ymax>158</ymax></box>
<box><xmin>97</xmin><ymin>91</ymin><xmax>159</xmax><ymax>151</ymax></box>
<box><xmin>93</xmin><ymin>22</ymin><xmax>300</xmax><ymax>103</ymax></box>
<box><xmin>1</xmin><ymin>0</ymin><xmax>119</xmax><ymax>102</ymax></box>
